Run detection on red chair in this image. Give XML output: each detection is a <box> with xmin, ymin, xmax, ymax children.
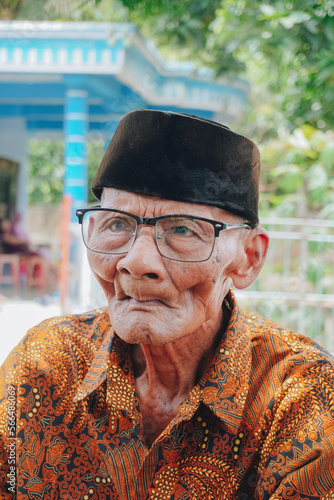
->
<box><xmin>26</xmin><ymin>256</ymin><xmax>50</xmax><ymax>293</ymax></box>
<box><xmin>0</xmin><ymin>254</ymin><xmax>20</xmax><ymax>293</ymax></box>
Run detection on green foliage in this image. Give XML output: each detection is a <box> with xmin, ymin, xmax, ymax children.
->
<box><xmin>87</xmin><ymin>136</ymin><xmax>105</xmax><ymax>203</ymax></box>
<box><xmin>260</xmin><ymin>126</ymin><xmax>334</xmax><ymax>217</ymax></box>
<box><xmin>119</xmin><ymin>0</ymin><xmax>334</xmax><ymax>131</ymax></box>
<box><xmin>121</xmin><ymin>0</ymin><xmax>222</xmax><ymax>65</ymax></box>
<box><xmin>0</xmin><ymin>0</ymin><xmax>26</xmax><ymax>19</ymax></box>
<box><xmin>28</xmin><ymin>137</ymin><xmax>105</xmax><ymax>205</ymax></box>
<box><xmin>13</xmin><ymin>0</ymin><xmax>128</xmax><ymax>22</ymax></box>
<box><xmin>28</xmin><ymin>139</ymin><xmax>64</xmax><ymax>204</ymax></box>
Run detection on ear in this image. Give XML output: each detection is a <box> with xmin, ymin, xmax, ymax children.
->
<box><xmin>230</xmin><ymin>227</ymin><xmax>269</xmax><ymax>290</ymax></box>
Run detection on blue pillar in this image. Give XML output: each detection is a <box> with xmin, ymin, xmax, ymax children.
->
<box><xmin>104</xmin><ymin>137</ymin><xmax>111</xmax><ymax>152</ymax></box>
<box><xmin>64</xmin><ymin>89</ymin><xmax>88</xmax><ymax>221</ymax></box>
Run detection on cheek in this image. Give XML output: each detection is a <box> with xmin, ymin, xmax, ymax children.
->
<box><xmin>196</xmin><ymin>250</ymin><xmax>236</xmax><ymax>294</ymax></box>
<box><xmin>167</xmin><ymin>261</ymin><xmax>205</xmax><ymax>290</ymax></box>
<box><xmin>170</xmin><ymin>258</ymin><xmax>230</xmax><ymax>298</ymax></box>
<box><xmin>88</xmin><ymin>251</ymin><xmax>117</xmax><ymax>283</ymax></box>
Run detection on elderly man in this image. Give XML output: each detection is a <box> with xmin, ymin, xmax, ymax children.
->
<box><xmin>1</xmin><ymin>110</ymin><xmax>334</xmax><ymax>499</ymax></box>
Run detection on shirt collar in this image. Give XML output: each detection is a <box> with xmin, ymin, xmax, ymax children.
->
<box><xmin>73</xmin><ymin>326</ymin><xmax>114</xmax><ymax>403</ymax></box>
<box><xmin>199</xmin><ymin>290</ymin><xmax>252</xmax><ymax>433</ymax></box>
<box><xmin>73</xmin><ymin>325</ymin><xmax>137</xmax><ymax>413</ymax></box>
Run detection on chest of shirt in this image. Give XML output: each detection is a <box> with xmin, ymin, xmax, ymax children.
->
<box><xmin>15</xmin><ymin>388</ymin><xmax>255</xmax><ymax>500</ymax></box>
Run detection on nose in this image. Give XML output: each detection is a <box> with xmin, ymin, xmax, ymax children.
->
<box><xmin>116</xmin><ymin>228</ymin><xmax>167</xmax><ymax>280</ymax></box>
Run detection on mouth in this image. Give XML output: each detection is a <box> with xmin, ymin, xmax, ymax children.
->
<box><xmin>117</xmin><ymin>291</ymin><xmax>169</xmax><ymax>309</ymax></box>
<box><xmin>114</xmin><ymin>281</ymin><xmax>173</xmax><ymax>309</ymax></box>
<box><xmin>128</xmin><ymin>297</ymin><xmax>165</xmax><ymax>307</ymax></box>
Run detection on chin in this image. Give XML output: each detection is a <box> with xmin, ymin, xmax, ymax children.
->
<box><xmin>113</xmin><ymin>323</ymin><xmax>171</xmax><ymax>346</ymax></box>
<box><xmin>108</xmin><ymin>307</ymin><xmax>186</xmax><ymax>346</ymax></box>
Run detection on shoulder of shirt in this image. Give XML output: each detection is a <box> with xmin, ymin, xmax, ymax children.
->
<box><xmin>26</xmin><ymin>306</ymin><xmax>110</xmax><ymax>344</ymax></box>
<box><xmin>241</xmin><ymin>307</ymin><xmax>334</xmax><ymax>368</ymax></box>
<box><xmin>0</xmin><ymin>307</ymin><xmax>111</xmax><ymax>375</ymax></box>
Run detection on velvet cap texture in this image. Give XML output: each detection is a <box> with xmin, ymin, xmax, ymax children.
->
<box><xmin>91</xmin><ymin>109</ymin><xmax>261</xmax><ymax>225</ymax></box>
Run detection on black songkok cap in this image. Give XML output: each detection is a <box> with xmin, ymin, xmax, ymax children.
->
<box><xmin>91</xmin><ymin>109</ymin><xmax>260</xmax><ymax>225</ymax></box>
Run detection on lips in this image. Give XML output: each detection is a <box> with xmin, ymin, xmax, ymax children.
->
<box><xmin>128</xmin><ymin>297</ymin><xmax>165</xmax><ymax>307</ymax></box>
<box><xmin>116</xmin><ymin>289</ymin><xmax>171</xmax><ymax>308</ymax></box>
<box><xmin>114</xmin><ymin>278</ymin><xmax>175</xmax><ymax>308</ymax></box>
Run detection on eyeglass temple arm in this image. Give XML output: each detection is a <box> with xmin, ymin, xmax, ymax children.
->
<box><xmin>215</xmin><ymin>222</ymin><xmax>256</xmax><ymax>236</ymax></box>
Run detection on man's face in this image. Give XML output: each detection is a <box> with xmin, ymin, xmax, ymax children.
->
<box><xmin>88</xmin><ymin>188</ymin><xmax>247</xmax><ymax>346</ymax></box>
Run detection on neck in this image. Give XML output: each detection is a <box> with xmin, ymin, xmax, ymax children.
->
<box><xmin>130</xmin><ymin>307</ymin><xmax>227</xmax><ymax>446</ymax></box>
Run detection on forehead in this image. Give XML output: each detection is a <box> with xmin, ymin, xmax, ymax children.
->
<box><xmin>101</xmin><ymin>188</ymin><xmax>241</xmax><ymax>222</ymax></box>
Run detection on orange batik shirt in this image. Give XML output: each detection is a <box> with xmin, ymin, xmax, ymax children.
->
<box><xmin>1</xmin><ymin>291</ymin><xmax>334</xmax><ymax>499</ymax></box>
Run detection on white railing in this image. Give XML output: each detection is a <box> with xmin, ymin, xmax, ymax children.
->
<box><xmin>235</xmin><ymin>217</ymin><xmax>334</xmax><ymax>352</ymax></box>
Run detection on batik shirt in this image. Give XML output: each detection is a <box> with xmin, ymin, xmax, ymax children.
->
<box><xmin>1</xmin><ymin>291</ymin><xmax>334</xmax><ymax>499</ymax></box>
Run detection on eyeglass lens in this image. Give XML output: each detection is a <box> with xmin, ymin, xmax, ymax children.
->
<box><xmin>81</xmin><ymin>210</ymin><xmax>215</xmax><ymax>262</ymax></box>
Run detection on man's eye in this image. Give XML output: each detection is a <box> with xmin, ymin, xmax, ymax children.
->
<box><xmin>109</xmin><ymin>219</ymin><xmax>126</xmax><ymax>231</ymax></box>
<box><xmin>173</xmin><ymin>225</ymin><xmax>193</xmax><ymax>236</ymax></box>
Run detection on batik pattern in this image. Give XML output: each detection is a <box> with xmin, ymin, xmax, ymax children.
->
<box><xmin>1</xmin><ymin>291</ymin><xmax>334</xmax><ymax>499</ymax></box>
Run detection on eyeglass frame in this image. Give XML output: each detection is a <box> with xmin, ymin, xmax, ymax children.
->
<box><xmin>76</xmin><ymin>206</ymin><xmax>257</xmax><ymax>263</ymax></box>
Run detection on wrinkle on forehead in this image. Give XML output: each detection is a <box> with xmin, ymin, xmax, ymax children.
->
<box><xmin>101</xmin><ymin>187</ymin><xmax>244</xmax><ymax>223</ymax></box>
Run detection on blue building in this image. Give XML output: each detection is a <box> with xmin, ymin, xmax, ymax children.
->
<box><xmin>0</xmin><ymin>21</ymin><xmax>249</xmax><ymax>220</ymax></box>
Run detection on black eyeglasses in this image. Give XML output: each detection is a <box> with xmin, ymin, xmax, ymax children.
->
<box><xmin>76</xmin><ymin>207</ymin><xmax>255</xmax><ymax>263</ymax></box>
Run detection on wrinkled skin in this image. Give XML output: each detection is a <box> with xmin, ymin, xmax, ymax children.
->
<box><xmin>88</xmin><ymin>188</ymin><xmax>269</xmax><ymax>446</ymax></box>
